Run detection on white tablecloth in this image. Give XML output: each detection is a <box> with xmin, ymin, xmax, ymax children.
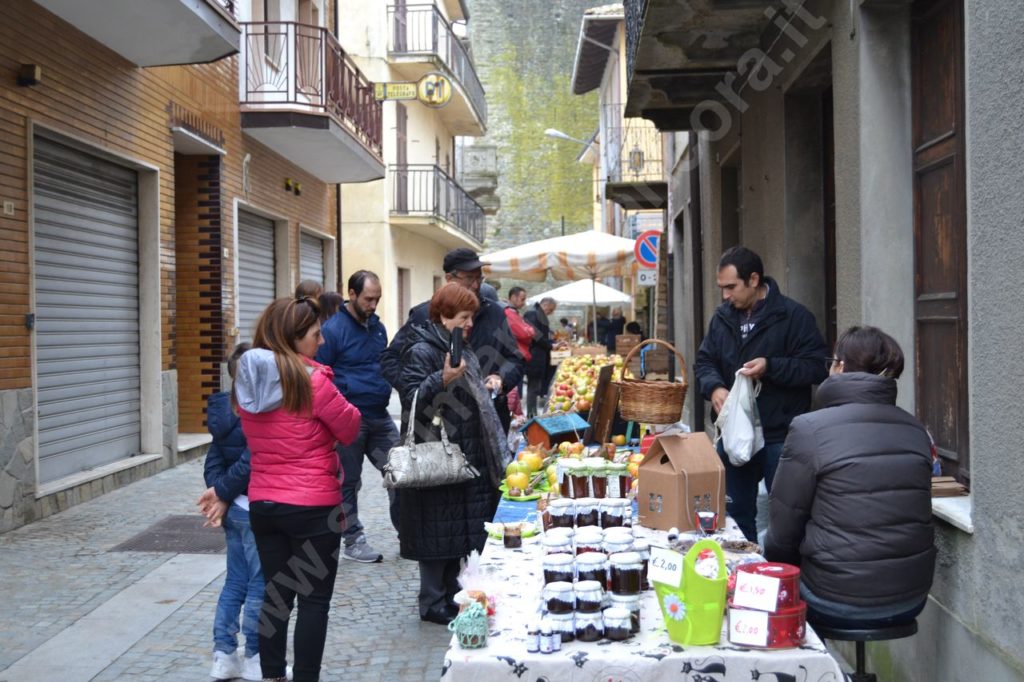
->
<box><xmin>441</xmin><ymin>523</ymin><xmax>844</xmax><ymax>682</ymax></box>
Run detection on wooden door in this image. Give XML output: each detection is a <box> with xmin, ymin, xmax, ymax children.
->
<box><xmin>912</xmin><ymin>0</ymin><xmax>968</xmax><ymax>483</ymax></box>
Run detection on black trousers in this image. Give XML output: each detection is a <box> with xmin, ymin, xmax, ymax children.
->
<box><xmin>526</xmin><ymin>373</ymin><xmax>548</xmax><ymax>418</ymax></box>
<box><xmin>250</xmin><ymin>503</ymin><xmax>342</xmax><ymax>682</ymax></box>
<box><xmin>418</xmin><ymin>558</ymin><xmax>462</xmax><ymax>616</ymax></box>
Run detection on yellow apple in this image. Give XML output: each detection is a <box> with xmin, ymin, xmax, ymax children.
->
<box><xmin>519</xmin><ymin>450</ymin><xmax>544</xmax><ymax>473</ymax></box>
<box><xmin>506</xmin><ymin>472</ymin><xmax>530</xmax><ymax>491</ymax></box>
<box><xmin>612</xmin><ymin>434</ymin><xmax>627</xmax><ymax>446</ymax></box>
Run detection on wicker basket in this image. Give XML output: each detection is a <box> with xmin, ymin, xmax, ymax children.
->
<box><xmin>617</xmin><ymin>339</ymin><xmax>688</xmax><ymax>424</ymax></box>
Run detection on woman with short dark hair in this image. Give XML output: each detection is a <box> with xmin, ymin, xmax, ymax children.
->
<box><xmin>765</xmin><ymin>326</ymin><xmax>936</xmax><ymax>629</ymax></box>
<box><xmin>396</xmin><ymin>283</ymin><xmax>506</xmax><ymax>625</ymax></box>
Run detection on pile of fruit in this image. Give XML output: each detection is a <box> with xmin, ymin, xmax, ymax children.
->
<box><xmin>546</xmin><ymin>353</ymin><xmax>629</xmax><ymax>413</ymax></box>
<box><xmin>503</xmin><ymin>443</ymin><xmax>556</xmax><ymax>498</ymax></box>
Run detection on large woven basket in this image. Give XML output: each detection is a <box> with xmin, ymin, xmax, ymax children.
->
<box><xmin>617</xmin><ymin>339</ymin><xmax>688</xmax><ymax>424</ymax></box>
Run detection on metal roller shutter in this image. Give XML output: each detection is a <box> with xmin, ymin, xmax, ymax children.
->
<box><xmin>237</xmin><ymin>211</ymin><xmax>276</xmax><ymax>342</ymax></box>
<box><xmin>299</xmin><ymin>232</ymin><xmax>325</xmax><ymax>286</ymax></box>
<box><xmin>33</xmin><ymin>137</ymin><xmax>141</xmax><ymax>483</ymax></box>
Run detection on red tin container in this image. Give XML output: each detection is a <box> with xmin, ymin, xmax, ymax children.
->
<box><xmin>727</xmin><ymin>601</ymin><xmax>807</xmax><ymax>649</ymax></box>
<box><xmin>734</xmin><ymin>562</ymin><xmax>801</xmax><ymax>610</ymax></box>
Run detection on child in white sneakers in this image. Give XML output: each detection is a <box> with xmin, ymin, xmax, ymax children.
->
<box><xmin>198</xmin><ymin>343</ymin><xmax>264</xmax><ymax>681</ymax></box>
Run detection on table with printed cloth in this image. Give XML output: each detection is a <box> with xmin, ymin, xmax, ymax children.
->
<box><xmin>440</xmin><ymin>501</ymin><xmax>845</xmax><ymax>682</ymax></box>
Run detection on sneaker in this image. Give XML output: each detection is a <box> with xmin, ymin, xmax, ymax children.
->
<box><xmin>342</xmin><ymin>536</ymin><xmax>383</xmax><ymax>563</ymax></box>
<box><xmin>210</xmin><ymin>650</ymin><xmax>241</xmax><ymax>680</ymax></box>
<box><xmin>241</xmin><ymin>653</ymin><xmax>261</xmax><ymax>681</ymax></box>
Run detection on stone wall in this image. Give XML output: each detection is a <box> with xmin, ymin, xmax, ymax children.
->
<box><xmin>0</xmin><ymin>389</ymin><xmax>36</xmax><ymax>532</ymax></box>
<box><xmin>464</xmin><ymin>0</ymin><xmax>605</xmax><ymax>250</ymax></box>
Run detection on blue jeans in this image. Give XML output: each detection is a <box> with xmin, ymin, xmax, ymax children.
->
<box><xmin>338</xmin><ymin>415</ymin><xmax>400</xmax><ymax>544</ymax></box>
<box><xmin>214</xmin><ymin>503</ymin><xmax>264</xmax><ymax>657</ymax></box>
<box><xmin>716</xmin><ymin>440</ymin><xmax>784</xmax><ymax>542</ymax></box>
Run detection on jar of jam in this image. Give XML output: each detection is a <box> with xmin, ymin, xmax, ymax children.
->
<box><xmin>574</xmin><ymin>497</ymin><xmax>600</xmax><ymax>527</ymax></box>
<box><xmin>574</xmin><ymin>580</ymin><xmax>604</xmax><ymax>613</ymax></box>
<box><xmin>599</xmin><ymin>498</ymin><xmax>629</xmax><ymax>529</ymax></box>
<box><xmin>609</xmin><ymin>551</ymin><xmax>644</xmax><ymax>595</ymax></box>
<box><xmin>603</xmin><ymin>607</ymin><xmax>632</xmax><ymax>641</ymax></box>
<box><xmin>575</xmin><ymin>551</ymin><xmax>608</xmax><ymax>585</ymax></box>
<box><xmin>547</xmin><ymin>498</ymin><xmax>575</xmax><ymax>529</ymax></box>
<box><xmin>608</xmin><ymin>593</ymin><xmax>641</xmax><ymax>633</ymax></box>
<box><xmin>543</xmin><ymin>552</ymin><xmax>575</xmax><ymax>584</ymax></box>
<box><xmin>582</xmin><ymin>457</ymin><xmax>607</xmax><ymax>498</ymax></box>
<box><xmin>541</xmin><ymin>533</ymin><xmax>573</xmax><ymax>556</ymax></box>
<box><xmin>575</xmin><ymin>610</ymin><xmax>605</xmax><ymax>642</ymax></box>
<box><xmin>542</xmin><ymin>581</ymin><xmax>574</xmax><ymax>614</ymax></box>
<box><xmin>631</xmin><ymin>539</ymin><xmax>651</xmax><ymax>590</ymax></box>
<box><xmin>605</xmin><ymin>462</ymin><xmax>629</xmax><ymax>498</ymax></box>
<box><xmin>547</xmin><ymin>612</ymin><xmax>575</xmax><ymax>644</ymax></box>
<box><xmin>603</xmin><ymin>532</ymin><xmax>633</xmax><ymax>555</ymax></box>
<box><xmin>562</xmin><ymin>459</ymin><xmax>588</xmax><ymax>499</ymax></box>
<box><xmin>575</xmin><ymin>527</ymin><xmax>604</xmax><ymax>555</ymax></box>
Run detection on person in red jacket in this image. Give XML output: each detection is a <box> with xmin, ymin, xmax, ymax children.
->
<box><xmin>234</xmin><ymin>296</ymin><xmax>361</xmax><ymax>682</ymax></box>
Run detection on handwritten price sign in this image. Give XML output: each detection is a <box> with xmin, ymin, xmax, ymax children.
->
<box><xmin>647</xmin><ymin>545</ymin><xmax>684</xmax><ymax>587</ymax></box>
<box><xmin>729</xmin><ymin>608</ymin><xmax>770</xmax><ymax>647</ymax></box>
<box><xmin>732</xmin><ymin>571</ymin><xmax>781</xmax><ymax>612</ymax></box>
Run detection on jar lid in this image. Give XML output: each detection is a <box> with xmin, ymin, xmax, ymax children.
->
<box><xmin>575</xmin><ymin>580</ymin><xmax>603</xmax><ymax>593</ymax></box>
<box><xmin>543</xmin><ymin>552</ymin><xmax>574</xmax><ymax>566</ymax></box>
<box><xmin>543</xmin><ymin>581</ymin><xmax>574</xmax><ymax>595</ymax></box>
<box><xmin>630</xmin><ymin>538</ymin><xmax>650</xmax><ymax>549</ymax></box>
<box><xmin>560</xmin><ymin>458</ymin><xmax>584</xmax><ymax>470</ymax></box>
<box><xmin>575</xmin><ymin>527</ymin><xmax>604</xmax><ymax>541</ymax></box>
<box><xmin>609</xmin><ymin>592</ymin><xmax>641</xmax><ymax>604</ymax></box>
<box><xmin>603</xmin><ymin>525</ymin><xmax>633</xmax><ymax>537</ymax></box>
<box><xmin>547</xmin><ymin>611</ymin><xmax>575</xmax><ymax>622</ymax></box>
<box><xmin>609</xmin><ymin>551</ymin><xmax>642</xmax><ymax>565</ymax></box>
<box><xmin>575</xmin><ymin>496</ymin><xmax>599</xmax><ymax>507</ymax></box>
<box><xmin>582</xmin><ymin>457</ymin><xmax>607</xmax><ymax>470</ymax></box>
<box><xmin>575</xmin><ymin>610</ymin><xmax>603</xmax><ymax>622</ymax></box>
<box><xmin>603</xmin><ymin>607</ymin><xmax>631</xmax><ymax>620</ymax></box>
<box><xmin>607</xmin><ymin>462</ymin><xmax>628</xmax><ymax>472</ymax></box>
<box><xmin>576</xmin><ymin>551</ymin><xmax>609</xmax><ymax>565</ymax></box>
<box><xmin>549</xmin><ymin>497</ymin><xmax>575</xmax><ymax>509</ymax></box>
<box><xmin>541</xmin><ymin>535</ymin><xmax>571</xmax><ymax>547</ymax></box>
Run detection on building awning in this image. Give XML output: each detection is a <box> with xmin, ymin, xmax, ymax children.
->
<box><xmin>571</xmin><ymin>4</ymin><xmax>624</xmax><ymax>95</ymax></box>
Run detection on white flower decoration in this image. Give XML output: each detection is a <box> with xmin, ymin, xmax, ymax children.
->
<box><xmin>662</xmin><ymin>593</ymin><xmax>687</xmax><ymax>621</ymax></box>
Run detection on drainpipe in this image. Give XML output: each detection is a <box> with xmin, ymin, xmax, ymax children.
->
<box><xmin>334</xmin><ymin>1</ymin><xmax>343</xmax><ymax>289</ymax></box>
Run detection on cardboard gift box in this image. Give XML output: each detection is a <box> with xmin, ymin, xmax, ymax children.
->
<box><xmin>637</xmin><ymin>432</ymin><xmax>725</xmax><ymax>532</ymax></box>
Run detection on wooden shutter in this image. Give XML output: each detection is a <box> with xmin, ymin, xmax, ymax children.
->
<box><xmin>912</xmin><ymin>0</ymin><xmax>968</xmax><ymax>483</ymax></box>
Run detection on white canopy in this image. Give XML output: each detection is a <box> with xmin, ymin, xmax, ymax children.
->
<box><xmin>482</xmin><ymin>230</ymin><xmax>637</xmax><ymax>282</ymax></box>
<box><xmin>527</xmin><ymin>278</ymin><xmax>631</xmax><ymax>306</ymax></box>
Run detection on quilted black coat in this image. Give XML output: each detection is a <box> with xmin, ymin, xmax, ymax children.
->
<box><xmin>764</xmin><ymin>372</ymin><xmax>936</xmax><ymax>608</ymax></box>
<box><xmin>395</xmin><ymin>322</ymin><xmax>500</xmax><ymax>561</ymax></box>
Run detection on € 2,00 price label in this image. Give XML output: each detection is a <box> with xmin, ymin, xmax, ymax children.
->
<box><xmin>729</xmin><ymin>608</ymin><xmax>770</xmax><ymax>647</ymax></box>
<box><xmin>647</xmin><ymin>545</ymin><xmax>684</xmax><ymax>587</ymax></box>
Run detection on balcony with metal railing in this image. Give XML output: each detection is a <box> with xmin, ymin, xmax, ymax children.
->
<box><xmin>387</xmin><ymin>4</ymin><xmax>487</xmax><ymax>135</ymax></box>
<box><xmin>34</xmin><ymin>0</ymin><xmax>239</xmax><ymax>66</ymax></box>
<box><xmin>239</xmin><ymin>22</ymin><xmax>384</xmax><ymax>183</ymax></box>
<box><xmin>389</xmin><ymin>164</ymin><xmax>486</xmax><ymax>248</ymax></box>
<box><xmin>604</xmin><ymin>116</ymin><xmax>667</xmax><ymax>210</ymax></box>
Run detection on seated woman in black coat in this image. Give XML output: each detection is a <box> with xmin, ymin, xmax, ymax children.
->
<box><xmin>765</xmin><ymin>326</ymin><xmax>936</xmax><ymax>628</ymax></box>
<box><xmin>397</xmin><ymin>283</ymin><xmax>505</xmax><ymax>625</ymax></box>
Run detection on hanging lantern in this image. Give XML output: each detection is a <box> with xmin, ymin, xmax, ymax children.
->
<box><xmin>628</xmin><ymin>145</ymin><xmax>645</xmax><ymax>175</ymax></box>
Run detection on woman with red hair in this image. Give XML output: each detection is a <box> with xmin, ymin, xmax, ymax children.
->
<box><xmin>396</xmin><ymin>283</ymin><xmax>507</xmax><ymax>624</ymax></box>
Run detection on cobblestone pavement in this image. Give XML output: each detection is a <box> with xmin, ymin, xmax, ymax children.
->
<box><xmin>0</xmin><ymin>453</ymin><xmax>452</xmax><ymax>681</ymax></box>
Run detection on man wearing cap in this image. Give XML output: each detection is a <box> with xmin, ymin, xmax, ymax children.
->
<box><xmin>381</xmin><ymin>248</ymin><xmax>525</xmax><ymax>433</ymax></box>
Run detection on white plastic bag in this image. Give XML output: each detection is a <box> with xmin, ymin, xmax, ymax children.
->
<box><xmin>713</xmin><ymin>370</ymin><xmax>764</xmax><ymax>466</ymax></box>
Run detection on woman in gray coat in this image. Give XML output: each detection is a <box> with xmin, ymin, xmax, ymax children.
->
<box><xmin>765</xmin><ymin>326</ymin><xmax>936</xmax><ymax>628</ymax></box>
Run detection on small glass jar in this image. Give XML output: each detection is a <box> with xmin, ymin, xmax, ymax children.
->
<box><xmin>605</xmin><ymin>462</ymin><xmax>629</xmax><ymax>498</ymax></box>
<box><xmin>608</xmin><ymin>593</ymin><xmax>641</xmax><ymax>633</ymax></box>
<box><xmin>563</xmin><ymin>459</ymin><xmax>588</xmax><ymax>499</ymax></box>
<box><xmin>575</xmin><ymin>610</ymin><xmax>605</xmax><ymax>642</ymax></box>
<box><xmin>602</xmin><ymin>530</ymin><xmax>633</xmax><ymax>556</ymax></box>
<box><xmin>541</xmin><ymin>533</ymin><xmax>573</xmax><ymax>556</ymax></box>
<box><xmin>574</xmin><ymin>497</ymin><xmax>600</xmax><ymax>527</ymax></box>
<box><xmin>599</xmin><ymin>498</ymin><xmax>630</xmax><ymax>529</ymax></box>
<box><xmin>543</xmin><ymin>552</ymin><xmax>575</xmax><ymax>585</ymax></box>
<box><xmin>526</xmin><ymin>623</ymin><xmax>541</xmax><ymax>653</ymax></box>
<box><xmin>575</xmin><ymin>551</ymin><xmax>609</xmax><ymax>587</ymax></box>
<box><xmin>547</xmin><ymin>498</ymin><xmax>575</xmax><ymax>529</ymax></box>
<box><xmin>603</xmin><ymin>607</ymin><xmax>633</xmax><ymax>641</ymax></box>
<box><xmin>631</xmin><ymin>539</ymin><xmax>651</xmax><ymax>590</ymax></box>
<box><xmin>582</xmin><ymin>457</ymin><xmax>607</xmax><ymax>498</ymax></box>
<box><xmin>574</xmin><ymin>580</ymin><xmax>604</xmax><ymax>614</ymax></box>
<box><xmin>609</xmin><ymin>551</ymin><xmax>644</xmax><ymax>595</ymax></box>
<box><xmin>575</xmin><ymin>527</ymin><xmax>604</xmax><ymax>555</ymax></box>
<box><xmin>547</xmin><ymin>611</ymin><xmax>575</xmax><ymax>643</ymax></box>
<box><xmin>542</xmin><ymin>581</ymin><xmax>574</xmax><ymax>614</ymax></box>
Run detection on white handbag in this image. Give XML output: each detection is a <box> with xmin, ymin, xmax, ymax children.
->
<box><xmin>382</xmin><ymin>389</ymin><xmax>480</xmax><ymax>489</ymax></box>
<box><xmin>713</xmin><ymin>370</ymin><xmax>765</xmax><ymax>467</ymax></box>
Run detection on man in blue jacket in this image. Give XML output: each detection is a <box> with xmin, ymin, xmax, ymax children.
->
<box><xmin>316</xmin><ymin>270</ymin><xmax>397</xmax><ymax>563</ymax></box>
<box><xmin>694</xmin><ymin>246</ymin><xmax>828</xmax><ymax>542</ymax></box>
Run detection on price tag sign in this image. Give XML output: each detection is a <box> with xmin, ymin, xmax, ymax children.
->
<box><xmin>729</xmin><ymin>607</ymin><xmax>770</xmax><ymax>647</ymax></box>
<box><xmin>647</xmin><ymin>545</ymin><xmax>684</xmax><ymax>587</ymax></box>
<box><xmin>732</xmin><ymin>571</ymin><xmax>781</xmax><ymax>612</ymax></box>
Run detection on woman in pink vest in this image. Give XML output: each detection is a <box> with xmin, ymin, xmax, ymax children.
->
<box><xmin>234</xmin><ymin>296</ymin><xmax>361</xmax><ymax>682</ymax></box>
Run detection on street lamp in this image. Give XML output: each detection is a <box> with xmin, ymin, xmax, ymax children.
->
<box><xmin>544</xmin><ymin>128</ymin><xmax>593</xmax><ymax>146</ymax></box>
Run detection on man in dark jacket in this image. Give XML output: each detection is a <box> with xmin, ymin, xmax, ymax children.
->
<box><xmin>765</xmin><ymin>326</ymin><xmax>935</xmax><ymax>627</ymax></box>
<box><xmin>604</xmin><ymin>307</ymin><xmax>625</xmax><ymax>352</ymax></box>
<box><xmin>381</xmin><ymin>248</ymin><xmax>525</xmax><ymax>433</ymax></box>
<box><xmin>523</xmin><ymin>297</ymin><xmax>557</xmax><ymax>418</ymax></box>
<box><xmin>694</xmin><ymin>246</ymin><xmax>828</xmax><ymax>541</ymax></box>
<box><xmin>316</xmin><ymin>270</ymin><xmax>396</xmax><ymax>564</ymax></box>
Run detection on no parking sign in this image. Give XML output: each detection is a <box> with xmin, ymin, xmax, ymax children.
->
<box><xmin>634</xmin><ymin>230</ymin><xmax>661</xmax><ymax>269</ymax></box>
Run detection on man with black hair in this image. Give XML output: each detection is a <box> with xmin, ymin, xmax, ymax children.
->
<box><xmin>694</xmin><ymin>246</ymin><xmax>828</xmax><ymax>542</ymax></box>
<box><xmin>381</xmin><ymin>248</ymin><xmax>525</xmax><ymax>433</ymax></box>
<box><xmin>316</xmin><ymin>270</ymin><xmax>396</xmax><ymax>563</ymax></box>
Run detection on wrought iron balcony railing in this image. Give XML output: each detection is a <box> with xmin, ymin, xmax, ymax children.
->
<box><xmin>387</xmin><ymin>4</ymin><xmax>487</xmax><ymax>128</ymax></box>
<box><xmin>390</xmin><ymin>164</ymin><xmax>486</xmax><ymax>243</ymax></box>
<box><xmin>604</xmin><ymin>111</ymin><xmax>664</xmax><ymax>185</ymax></box>
<box><xmin>240</xmin><ymin>21</ymin><xmax>383</xmax><ymax>157</ymax></box>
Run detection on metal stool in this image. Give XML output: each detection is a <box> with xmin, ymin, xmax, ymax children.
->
<box><xmin>812</xmin><ymin>620</ymin><xmax>918</xmax><ymax>682</ymax></box>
